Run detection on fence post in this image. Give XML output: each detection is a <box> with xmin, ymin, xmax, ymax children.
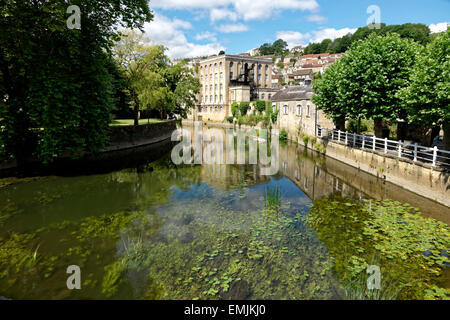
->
<box><xmin>362</xmin><ymin>135</ymin><xmax>365</xmax><ymax>149</ymax></box>
<box><xmin>345</xmin><ymin>132</ymin><xmax>348</xmax><ymax>145</ymax></box>
<box><xmin>338</xmin><ymin>130</ymin><xmax>341</xmax><ymax>142</ymax></box>
<box><xmin>353</xmin><ymin>133</ymin><xmax>356</xmax><ymax>147</ymax></box>
<box><xmin>373</xmin><ymin>136</ymin><xmax>376</xmax><ymax>151</ymax></box>
<box><xmin>384</xmin><ymin>138</ymin><xmax>388</xmax><ymax>154</ymax></box>
<box><xmin>432</xmin><ymin>146</ymin><xmax>438</xmax><ymax>167</ymax></box>
<box><xmin>398</xmin><ymin>142</ymin><xmax>402</xmax><ymax>159</ymax></box>
<box><xmin>414</xmin><ymin>143</ymin><xmax>418</xmax><ymax>162</ymax></box>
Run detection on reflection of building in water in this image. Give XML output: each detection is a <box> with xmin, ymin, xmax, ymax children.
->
<box><xmin>201</xmin><ymin>164</ymin><xmax>270</xmax><ymax>191</ymax></box>
<box><xmin>279</xmin><ymin>142</ymin><xmax>366</xmax><ymax>201</ymax></box>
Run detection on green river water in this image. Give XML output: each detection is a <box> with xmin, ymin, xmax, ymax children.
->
<box><xmin>0</xmin><ymin>127</ymin><xmax>449</xmax><ymax>300</ymax></box>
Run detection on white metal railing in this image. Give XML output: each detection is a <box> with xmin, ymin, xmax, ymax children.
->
<box><xmin>317</xmin><ymin>128</ymin><xmax>450</xmax><ymax>169</ymax></box>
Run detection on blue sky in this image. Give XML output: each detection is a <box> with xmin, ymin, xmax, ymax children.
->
<box><xmin>143</xmin><ymin>0</ymin><xmax>449</xmax><ymax>59</ymax></box>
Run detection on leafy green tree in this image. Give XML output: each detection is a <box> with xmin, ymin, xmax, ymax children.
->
<box><xmin>338</xmin><ymin>34</ymin><xmax>419</xmax><ymax>137</ymax></box>
<box><xmin>399</xmin><ymin>30</ymin><xmax>450</xmax><ymax>150</ymax></box>
<box><xmin>255</xmin><ymin>101</ymin><xmax>266</xmax><ymax>113</ymax></box>
<box><xmin>312</xmin><ymin>60</ymin><xmax>347</xmax><ymax>130</ymax></box>
<box><xmin>239</xmin><ymin>102</ymin><xmax>250</xmax><ymax>116</ymax></box>
<box><xmin>0</xmin><ymin>0</ymin><xmax>152</xmax><ymax>163</ymax></box>
<box><xmin>163</xmin><ymin>62</ymin><xmax>201</xmax><ymax>119</ymax></box>
<box><xmin>259</xmin><ymin>43</ymin><xmax>274</xmax><ymax>56</ymax></box>
<box><xmin>272</xmin><ymin>39</ymin><xmax>288</xmax><ymax>55</ymax></box>
<box><xmin>231</xmin><ymin>102</ymin><xmax>239</xmax><ymax>118</ymax></box>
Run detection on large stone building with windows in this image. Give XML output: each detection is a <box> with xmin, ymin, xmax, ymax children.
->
<box><xmin>271</xmin><ymin>86</ymin><xmax>334</xmax><ymax>138</ymax></box>
<box><xmin>189</xmin><ymin>55</ymin><xmax>277</xmax><ymax>122</ymax></box>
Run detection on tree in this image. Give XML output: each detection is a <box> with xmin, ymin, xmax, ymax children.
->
<box><xmin>312</xmin><ymin>61</ymin><xmax>347</xmax><ymax>130</ymax></box>
<box><xmin>337</xmin><ymin>34</ymin><xmax>420</xmax><ymax>137</ymax></box>
<box><xmin>239</xmin><ymin>102</ymin><xmax>250</xmax><ymax>116</ymax></box>
<box><xmin>163</xmin><ymin>62</ymin><xmax>201</xmax><ymax>119</ymax></box>
<box><xmin>272</xmin><ymin>39</ymin><xmax>288</xmax><ymax>55</ymax></box>
<box><xmin>218</xmin><ymin>50</ymin><xmax>225</xmax><ymax>55</ymax></box>
<box><xmin>259</xmin><ymin>43</ymin><xmax>274</xmax><ymax>56</ymax></box>
<box><xmin>399</xmin><ymin>30</ymin><xmax>450</xmax><ymax>150</ymax></box>
<box><xmin>0</xmin><ymin>0</ymin><xmax>153</xmax><ymax>164</ymax></box>
<box><xmin>255</xmin><ymin>101</ymin><xmax>266</xmax><ymax>113</ymax></box>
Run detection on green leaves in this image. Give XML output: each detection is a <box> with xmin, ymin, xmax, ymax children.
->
<box><xmin>313</xmin><ymin>33</ymin><xmax>420</xmax><ymax>134</ymax></box>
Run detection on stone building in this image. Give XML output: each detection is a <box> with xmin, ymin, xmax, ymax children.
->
<box><xmin>189</xmin><ymin>55</ymin><xmax>274</xmax><ymax>122</ymax></box>
<box><xmin>272</xmin><ymin>86</ymin><xmax>334</xmax><ymax>138</ymax></box>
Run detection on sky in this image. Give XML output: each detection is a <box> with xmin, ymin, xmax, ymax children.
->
<box><xmin>142</xmin><ymin>0</ymin><xmax>450</xmax><ymax>59</ymax></box>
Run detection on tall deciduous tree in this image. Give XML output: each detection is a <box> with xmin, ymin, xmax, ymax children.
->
<box><xmin>113</xmin><ymin>30</ymin><xmax>200</xmax><ymax>120</ymax></box>
<box><xmin>399</xmin><ymin>30</ymin><xmax>450</xmax><ymax>151</ymax></box>
<box><xmin>312</xmin><ymin>60</ymin><xmax>347</xmax><ymax>131</ymax></box>
<box><xmin>0</xmin><ymin>0</ymin><xmax>152</xmax><ymax>164</ymax></box>
<box><xmin>338</xmin><ymin>34</ymin><xmax>419</xmax><ymax>137</ymax></box>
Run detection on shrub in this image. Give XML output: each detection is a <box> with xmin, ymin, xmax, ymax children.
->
<box><xmin>271</xmin><ymin>108</ymin><xmax>279</xmax><ymax>124</ymax></box>
<box><xmin>311</xmin><ymin>137</ymin><xmax>317</xmax><ymax>145</ymax></box>
<box><xmin>279</xmin><ymin>129</ymin><xmax>288</xmax><ymax>141</ymax></box>
<box><xmin>237</xmin><ymin>116</ymin><xmax>243</xmax><ymax>127</ymax></box>
<box><xmin>231</xmin><ymin>102</ymin><xmax>239</xmax><ymax>118</ymax></box>
<box><xmin>226</xmin><ymin>116</ymin><xmax>234</xmax><ymax>124</ymax></box>
<box><xmin>255</xmin><ymin>100</ymin><xmax>266</xmax><ymax>113</ymax></box>
<box><xmin>239</xmin><ymin>102</ymin><xmax>250</xmax><ymax>116</ymax></box>
<box><xmin>302</xmin><ymin>135</ymin><xmax>310</xmax><ymax>146</ymax></box>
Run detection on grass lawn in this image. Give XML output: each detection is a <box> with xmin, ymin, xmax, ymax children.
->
<box><xmin>110</xmin><ymin>119</ymin><xmax>163</xmax><ymax>126</ymax></box>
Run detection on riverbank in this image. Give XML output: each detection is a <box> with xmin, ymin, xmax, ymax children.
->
<box><xmin>0</xmin><ymin>120</ymin><xmax>177</xmax><ymax>177</ymax></box>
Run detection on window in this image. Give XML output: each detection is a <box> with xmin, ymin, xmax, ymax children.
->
<box><xmin>268</xmin><ymin>94</ymin><xmax>272</xmax><ymax>100</ymax></box>
<box><xmin>272</xmin><ymin>104</ymin><xmax>276</xmax><ymax>113</ymax></box>
<box><xmin>230</xmin><ymin>72</ymin><xmax>233</xmax><ymax>80</ymax></box>
<box><xmin>258</xmin><ymin>74</ymin><xmax>261</xmax><ymax>81</ymax></box>
<box><xmin>215</xmin><ymin>95</ymin><xmax>217</xmax><ymax>103</ymax></box>
<box><xmin>261</xmin><ymin>93</ymin><xmax>265</xmax><ymax>100</ymax></box>
<box><xmin>230</xmin><ymin>62</ymin><xmax>233</xmax><ymax>68</ymax></box>
<box><xmin>307</xmin><ymin>105</ymin><xmax>310</xmax><ymax>117</ymax></box>
<box><xmin>215</xmin><ymin>84</ymin><xmax>217</xmax><ymax>91</ymax></box>
<box><xmin>215</xmin><ymin>73</ymin><xmax>218</xmax><ymax>81</ymax></box>
<box><xmin>210</xmin><ymin>96</ymin><xmax>212</xmax><ymax>103</ymax></box>
<box><xmin>220</xmin><ymin>95</ymin><xmax>223</xmax><ymax>103</ymax></box>
<box><xmin>283</xmin><ymin>105</ymin><xmax>289</xmax><ymax>115</ymax></box>
<box><xmin>296</xmin><ymin>105</ymin><xmax>302</xmax><ymax>116</ymax></box>
<box><xmin>265</xmin><ymin>74</ymin><xmax>268</xmax><ymax>82</ymax></box>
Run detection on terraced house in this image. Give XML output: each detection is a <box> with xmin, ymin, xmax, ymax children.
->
<box><xmin>189</xmin><ymin>55</ymin><xmax>277</xmax><ymax>122</ymax></box>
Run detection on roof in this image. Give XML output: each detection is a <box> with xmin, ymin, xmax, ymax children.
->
<box><xmin>271</xmin><ymin>86</ymin><xmax>314</xmax><ymax>102</ymax></box>
<box><xmin>291</xmin><ymin>69</ymin><xmax>314</xmax><ymax>76</ymax></box>
<box><xmin>302</xmin><ymin>53</ymin><xmax>330</xmax><ymax>59</ymax></box>
<box><xmin>302</xmin><ymin>63</ymin><xmax>322</xmax><ymax>68</ymax></box>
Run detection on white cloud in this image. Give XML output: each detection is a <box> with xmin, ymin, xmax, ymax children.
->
<box><xmin>216</xmin><ymin>23</ymin><xmax>249</xmax><ymax>33</ymax></box>
<box><xmin>210</xmin><ymin>8</ymin><xmax>238</xmax><ymax>22</ymax></box>
<box><xmin>144</xmin><ymin>14</ymin><xmax>225</xmax><ymax>59</ymax></box>
<box><xmin>277</xmin><ymin>27</ymin><xmax>357</xmax><ymax>48</ymax></box>
<box><xmin>429</xmin><ymin>22</ymin><xmax>448</xmax><ymax>33</ymax></box>
<box><xmin>151</xmin><ymin>0</ymin><xmax>319</xmax><ymax>21</ymax></box>
<box><xmin>307</xmin><ymin>15</ymin><xmax>327</xmax><ymax>24</ymax></box>
<box><xmin>195</xmin><ymin>31</ymin><xmax>218</xmax><ymax>42</ymax></box>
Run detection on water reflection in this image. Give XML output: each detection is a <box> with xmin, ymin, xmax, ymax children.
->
<box><xmin>0</xmin><ymin>126</ymin><xmax>448</xmax><ymax>300</ymax></box>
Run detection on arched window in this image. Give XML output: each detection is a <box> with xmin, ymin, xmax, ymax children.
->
<box><xmin>261</xmin><ymin>93</ymin><xmax>265</xmax><ymax>100</ymax></box>
<box><xmin>230</xmin><ymin>62</ymin><xmax>233</xmax><ymax>68</ymax></box>
<box><xmin>296</xmin><ymin>105</ymin><xmax>302</xmax><ymax>116</ymax></box>
<box><xmin>283</xmin><ymin>105</ymin><xmax>289</xmax><ymax>115</ymax></box>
